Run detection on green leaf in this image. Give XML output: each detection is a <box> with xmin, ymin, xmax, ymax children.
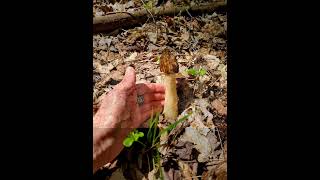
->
<box><xmin>160</xmin><ymin>114</ymin><xmax>190</xmax><ymax>135</ymax></box>
<box><xmin>186</xmin><ymin>68</ymin><xmax>198</xmax><ymax>76</ymax></box>
<box><xmin>123</xmin><ymin>129</ymin><xmax>145</xmax><ymax>147</ymax></box>
<box><xmin>132</xmin><ymin>131</ymin><xmax>144</xmax><ymax>141</ymax></box>
<box><xmin>198</xmin><ymin>68</ymin><xmax>206</xmax><ymax>76</ymax></box>
<box><xmin>137</xmin><ymin>132</ymin><xmax>144</xmax><ymax>138</ymax></box>
<box><xmin>130</xmin><ymin>131</ymin><xmax>135</xmax><ymax>138</ymax></box>
<box><xmin>152</xmin><ymin>112</ymin><xmax>159</xmax><ymax>146</ymax></box>
<box><xmin>147</xmin><ymin>112</ymin><xmax>155</xmax><ymax>144</ymax></box>
<box><xmin>123</xmin><ymin>137</ymin><xmax>134</xmax><ymax>147</ymax></box>
<box><xmin>144</xmin><ymin>0</ymin><xmax>153</xmax><ymax>9</ymax></box>
<box><xmin>133</xmin><ymin>135</ymin><xmax>138</xmax><ymax>141</ymax></box>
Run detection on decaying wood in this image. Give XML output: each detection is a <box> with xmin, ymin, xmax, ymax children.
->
<box><xmin>93</xmin><ymin>1</ymin><xmax>226</xmax><ymax>33</ymax></box>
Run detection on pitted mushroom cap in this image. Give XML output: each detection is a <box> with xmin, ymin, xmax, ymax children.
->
<box><xmin>160</xmin><ymin>48</ymin><xmax>179</xmax><ymax>74</ymax></box>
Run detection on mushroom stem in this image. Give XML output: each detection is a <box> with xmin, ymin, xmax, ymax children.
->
<box><xmin>163</xmin><ymin>74</ymin><xmax>178</xmax><ymax>120</ymax></box>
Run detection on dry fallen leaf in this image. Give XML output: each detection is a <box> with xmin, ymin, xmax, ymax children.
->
<box><xmin>178</xmin><ymin>160</ymin><xmax>194</xmax><ymax>180</ymax></box>
<box><xmin>180</xmin><ymin>28</ymin><xmax>190</xmax><ymax>42</ymax></box>
<box><xmin>180</xmin><ymin>126</ymin><xmax>211</xmax><ymax>162</ymax></box>
<box><xmin>147</xmin><ymin>43</ymin><xmax>159</xmax><ymax>51</ymax></box>
<box><xmin>125</xmin><ymin>52</ymin><xmax>138</xmax><ymax>62</ymax></box>
<box><xmin>218</xmin><ymin>64</ymin><xmax>227</xmax><ymax>79</ymax></box>
<box><xmin>190</xmin><ymin>113</ymin><xmax>210</xmax><ymax>136</ymax></box>
<box><xmin>212</xmin><ymin>99</ymin><xmax>227</xmax><ymax>116</ymax></box>
<box><xmin>195</xmin><ymin>98</ymin><xmax>214</xmax><ymax>129</ymax></box>
<box><xmin>126</xmin><ymin>0</ymin><xmax>135</xmax><ymax>8</ymax></box>
<box><xmin>147</xmin><ymin>167</ymin><xmax>158</xmax><ymax>180</ymax></box>
<box><xmin>215</xmin><ymin>161</ymin><xmax>227</xmax><ymax>180</ymax></box>
<box><xmin>204</xmin><ymin>54</ymin><xmax>220</xmax><ymax>70</ymax></box>
<box><xmin>110</xmin><ymin>2</ymin><xmax>126</xmax><ymax>11</ymax></box>
<box><xmin>175</xmin><ymin>142</ymin><xmax>193</xmax><ymax>160</ymax></box>
<box><xmin>109</xmin><ymin>168</ymin><xmax>126</xmax><ymax>180</ymax></box>
<box><xmin>110</xmin><ymin>70</ymin><xmax>124</xmax><ymax>81</ymax></box>
<box><xmin>147</xmin><ymin>32</ymin><xmax>157</xmax><ymax>44</ymax></box>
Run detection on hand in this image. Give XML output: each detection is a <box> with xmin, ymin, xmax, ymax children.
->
<box><xmin>94</xmin><ymin>66</ymin><xmax>165</xmax><ymax>129</ymax></box>
<box><xmin>93</xmin><ymin>66</ymin><xmax>165</xmax><ymax>173</ymax></box>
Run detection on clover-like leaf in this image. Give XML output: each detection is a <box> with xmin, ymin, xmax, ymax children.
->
<box><xmin>198</xmin><ymin>68</ymin><xmax>206</xmax><ymax>76</ymax></box>
<box><xmin>186</xmin><ymin>68</ymin><xmax>197</xmax><ymax>76</ymax></box>
<box><xmin>137</xmin><ymin>132</ymin><xmax>144</xmax><ymax>138</ymax></box>
<box><xmin>133</xmin><ymin>131</ymin><xmax>144</xmax><ymax>141</ymax></box>
<box><xmin>123</xmin><ymin>137</ymin><xmax>134</xmax><ymax>147</ymax></box>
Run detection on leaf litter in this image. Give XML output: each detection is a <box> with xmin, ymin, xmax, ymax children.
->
<box><xmin>93</xmin><ymin>0</ymin><xmax>227</xmax><ymax>179</ymax></box>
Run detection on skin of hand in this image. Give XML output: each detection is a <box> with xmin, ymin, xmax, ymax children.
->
<box><xmin>93</xmin><ymin>67</ymin><xmax>165</xmax><ymax>173</ymax></box>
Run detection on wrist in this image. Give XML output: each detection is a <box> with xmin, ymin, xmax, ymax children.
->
<box><xmin>93</xmin><ymin>113</ymin><xmax>133</xmax><ymax>173</ymax></box>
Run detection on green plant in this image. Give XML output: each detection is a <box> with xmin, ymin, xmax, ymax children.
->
<box><xmin>147</xmin><ymin>112</ymin><xmax>160</xmax><ymax>146</ymax></box>
<box><xmin>143</xmin><ymin>0</ymin><xmax>154</xmax><ymax>10</ymax></box>
<box><xmin>186</xmin><ymin>67</ymin><xmax>207</xmax><ymax>76</ymax></box>
<box><xmin>122</xmin><ymin>112</ymin><xmax>191</xmax><ymax>179</ymax></box>
<box><xmin>124</xmin><ymin>113</ymin><xmax>191</xmax><ymax>148</ymax></box>
<box><xmin>162</xmin><ymin>113</ymin><xmax>190</xmax><ymax>134</ymax></box>
<box><xmin>123</xmin><ymin>129</ymin><xmax>145</xmax><ymax>147</ymax></box>
<box><xmin>198</xmin><ymin>68</ymin><xmax>206</xmax><ymax>76</ymax></box>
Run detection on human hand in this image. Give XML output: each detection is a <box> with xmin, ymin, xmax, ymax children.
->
<box><xmin>93</xmin><ymin>66</ymin><xmax>165</xmax><ymax>173</ymax></box>
<box><xmin>94</xmin><ymin>66</ymin><xmax>165</xmax><ymax>129</ymax></box>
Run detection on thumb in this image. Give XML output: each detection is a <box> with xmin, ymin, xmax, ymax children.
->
<box><xmin>118</xmin><ymin>66</ymin><xmax>136</xmax><ymax>90</ymax></box>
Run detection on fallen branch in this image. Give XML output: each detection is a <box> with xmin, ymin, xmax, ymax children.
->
<box><xmin>93</xmin><ymin>1</ymin><xmax>226</xmax><ymax>33</ymax></box>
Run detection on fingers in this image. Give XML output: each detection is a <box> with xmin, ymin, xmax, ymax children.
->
<box><xmin>143</xmin><ymin>93</ymin><xmax>165</xmax><ymax>103</ymax></box>
<box><xmin>117</xmin><ymin>67</ymin><xmax>136</xmax><ymax>91</ymax></box>
<box><xmin>136</xmin><ymin>83</ymin><xmax>165</xmax><ymax>95</ymax></box>
<box><xmin>140</xmin><ymin>106</ymin><xmax>163</xmax><ymax>123</ymax></box>
<box><xmin>139</xmin><ymin>100</ymin><xmax>165</xmax><ymax>113</ymax></box>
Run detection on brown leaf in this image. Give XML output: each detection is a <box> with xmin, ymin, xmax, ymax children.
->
<box><xmin>124</xmin><ymin>52</ymin><xmax>138</xmax><ymax>62</ymax></box>
<box><xmin>174</xmin><ymin>170</ymin><xmax>182</xmax><ymax>180</ymax></box>
<box><xmin>110</xmin><ymin>70</ymin><xmax>124</xmax><ymax>81</ymax></box>
<box><xmin>212</xmin><ymin>99</ymin><xmax>227</xmax><ymax>116</ymax></box>
<box><xmin>215</xmin><ymin>162</ymin><xmax>227</xmax><ymax>180</ymax></box>
<box><xmin>192</xmin><ymin>162</ymin><xmax>198</xmax><ymax>179</ymax></box>
<box><xmin>175</xmin><ymin>142</ymin><xmax>194</xmax><ymax>160</ymax></box>
<box><xmin>180</xmin><ymin>126</ymin><xmax>211</xmax><ymax>162</ymax></box>
<box><xmin>100</xmin><ymin>5</ymin><xmax>113</xmax><ymax>13</ymax></box>
<box><xmin>165</xmin><ymin>16</ymin><xmax>174</xmax><ymax>27</ymax></box>
<box><xmin>178</xmin><ymin>160</ymin><xmax>193</xmax><ymax>180</ymax></box>
<box><xmin>190</xmin><ymin>19</ymin><xmax>200</xmax><ymax>31</ymax></box>
<box><xmin>202</xmin><ymin>161</ymin><xmax>226</xmax><ymax>180</ymax></box>
<box><xmin>204</xmin><ymin>54</ymin><xmax>220</xmax><ymax>70</ymax></box>
<box><xmin>147</xmin><ymin>32</ymin><xmax>157</xmax><ymax>44</ymax></box>
<box><xmin>180</xmin><ymin>28</ymin><xmax>190</xmax><ymax>42</ymax></box>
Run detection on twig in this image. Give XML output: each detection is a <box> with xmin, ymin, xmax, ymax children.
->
<box><xmin>143</xmin><ymin>142</ymin><xmax>161</xmax><ymax>153</ymax></box>
<box><xmin>216</xmin><ymin>127</ymin><xmax>225</xmax><ymax>160</ymax></box>
<box><xmin>137</xmin><ymin>140</ymin><xmax>146</xmax><ymax>147</ymax></box>
<box><xmin>140</xmin><ymin>0</ymin><xmax>156</xmax><ymax>23</ymax></box>
<box><xmin>147</xmin><ymin>154</ymin><xmax>151</xmax><ymax>173</ymax></box>
<box><xmin>185</xmin><ymin>8</ymin><xmax>193</xmax><ymax>18</ymax></box>
<box><xmin>190</xmin><ymin>176</ymin><xmax>202</xmax><ymax>178</ymax></box>
<box><xmin>140</xmin><ymin>0</ymin><xmax>158</xmax><ymax>43</ymax></box>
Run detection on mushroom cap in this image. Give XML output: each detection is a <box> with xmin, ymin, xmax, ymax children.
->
<box><xmin>160</xmin><ymin>48</ymin><xmax>179</xmax><ymax>74</ymax></box>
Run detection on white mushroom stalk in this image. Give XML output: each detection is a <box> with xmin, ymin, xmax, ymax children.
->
<box><xmin>160</xmin><ymin>48</ymin><xmax>179</xmax><ymax>121</ymax></box>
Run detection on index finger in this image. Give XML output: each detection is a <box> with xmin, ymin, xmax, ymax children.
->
<box><xmin>136</xmin><ymin>83</ymin><xmax>165</xmax><ymax>95</ymax></box>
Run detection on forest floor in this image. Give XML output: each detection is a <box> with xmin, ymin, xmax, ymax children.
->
<box><xmin>93</xmin><ymin>0</ymin><xmax>227</xmax><ymax>179</ymax></box>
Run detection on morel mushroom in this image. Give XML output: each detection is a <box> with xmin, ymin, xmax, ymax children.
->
<box><xmin>160</xmin><ymin>48</ymin><xmax>179</xmax><ymax>121</ymax></box>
